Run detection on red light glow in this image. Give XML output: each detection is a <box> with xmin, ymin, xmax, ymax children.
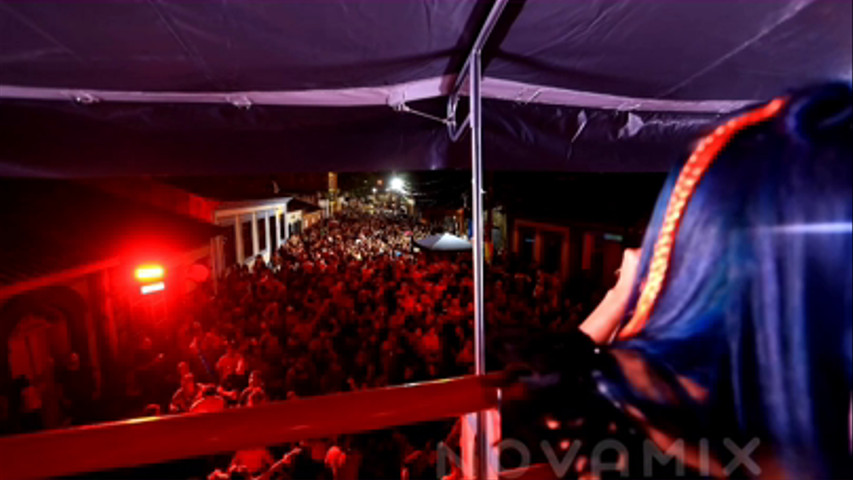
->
<box><xmin>140</xmin><ymin>282</ymin><xmax>166</xmax><ymax>295</ymax></box>
<box><xmin>545</xmin><ymin>417</ymin><xmax>561</xmax><ymax>430</ymax></box>
<box><xmin>135</xmin><ymin>265</ymin><xmax>165</xmax><ymax>282</ymax></box>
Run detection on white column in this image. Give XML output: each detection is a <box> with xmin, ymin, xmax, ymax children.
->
<box><xmin>274</xmin><ymin>208</ymin><xmax>282</xmax><ymax>249</ymax></box>
<box><xmin>234</xmin><ymin>216</ymin><xmax>245</xmax><ymax>265</ymax></box>
<box><xmin>263</xmin><ymin>210</ymin><xmax>271</xmax><ymax>258</ymax></box>
<box><xmin>251</xmin><ymin>211</ymin><xmax>260</xmax><ymax>257</ymax></box>
<box><xmin>283</xmin><ymin>203</ymin><xmax>290</xmax><ymax>241</ymax></box>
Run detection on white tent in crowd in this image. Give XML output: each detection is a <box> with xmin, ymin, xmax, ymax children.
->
<box><xmin>415</xmin><ymin>233</ymin><xmax>472</xmax><ymax>252</ymax></box>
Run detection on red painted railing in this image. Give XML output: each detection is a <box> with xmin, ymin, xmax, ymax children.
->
<box><xmin>0</xmin><ymin>375</ymin><xmax>500</xmax><ymax>480</ymax></box>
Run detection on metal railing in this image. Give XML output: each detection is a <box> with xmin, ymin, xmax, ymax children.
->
<box><xmin>0</xmin><ymin>375</ymin><xmax>501</xmax><ymax>480</ymax></box>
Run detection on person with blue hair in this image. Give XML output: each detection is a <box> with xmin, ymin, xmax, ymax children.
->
<box><xmin>504</xmin><ymin>83</ymin><xmax>851</xmax><ymax>479</ymax></box>
<box><xmin>572</xmin><ymin>83</ymin><xmax>852</xmax><ymax>478</ymax></box>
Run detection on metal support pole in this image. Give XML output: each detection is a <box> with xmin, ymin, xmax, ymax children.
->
<box><xmin>470</xmin><ymin>55</ymin><xmax>486</xmax><ymax>380</ymax></box>
<box><xmin>447</xmin><ymin>0</ymin><xmax>510</xmax><ymax>141</ymax></box>
<box><xmin>470</xmin><ymin>50</ymin><xmax>491</xmax><ymax>480</ymax></box>
<box><xmin>441</xmin><ymin>2</ymin><xmax>511</xmax><ymax>477</ymax></box>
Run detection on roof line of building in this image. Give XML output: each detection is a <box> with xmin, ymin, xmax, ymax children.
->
<box><xmin>0</xmin><ymin>257</ymin><xmax>120</xmax><ymax>302</ymax></box>
<box><xmin>214</xmin><ymin>197</ymin><xmax>292</xmax><ymax>218</ymax></box>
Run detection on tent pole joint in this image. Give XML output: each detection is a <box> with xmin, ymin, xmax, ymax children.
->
<box><xmin>393</xmin><ymin>101</ymin><xmax>451</xmax><ymax>125</ymax></box>
<box><xmin>446</xmin><ymin>0</ymin><xmax>510</xmax><ymax>142</ymax></box>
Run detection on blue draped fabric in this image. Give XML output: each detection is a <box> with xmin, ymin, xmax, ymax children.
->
<box><xmin>597</xmin><ymin>84</ymin><xmax>852</xmax><ymax>478</ymax></box>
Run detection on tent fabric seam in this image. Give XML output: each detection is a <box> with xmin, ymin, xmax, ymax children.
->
<box><xmin>0</xmin><ymin>76</ymin><xmax>754</xmax><ymax>113</ymax></box>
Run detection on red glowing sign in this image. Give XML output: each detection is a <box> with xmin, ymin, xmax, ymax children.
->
<box><xmin>135</xmin><ymin>264</ymin><xmax>165</xmax><ymax>282</ymax></box>
<box><xmin>140</xmin><ymin>281</ymin><xmax>166</xmax><ymax>295</ymax></box>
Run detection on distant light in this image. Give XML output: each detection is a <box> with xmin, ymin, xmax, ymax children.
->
<box><xmin>766</xmin><ymin>222</ymin><xmax>853</xmax><ymax>234</ymax></box>
<box><xmin>140</xmin><ymin>282</ymin><xmax>165</xmax><ymax>295</ymax></box>
<box><xmin>135</xmin><ymin>264</ymin><xmax>165</xmax><ymax>281</ymax></box>
<box><xmin>135</xmin><ymin>265</ymin><xmax>164</xmax><ymax>282</ymax></box>
<box><xmin>389</xmin><ymin>177</ymin><xmax>405</xmax><ymax>193</ymax></box>
<box><xmin>372</xmin><ymin>187</ymin><xmax>377</xmax><ymax>194</ymax></box>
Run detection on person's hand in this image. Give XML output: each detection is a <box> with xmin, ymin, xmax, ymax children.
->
<box><xmin>613</xmin><ymin>248</ymin><xmax>641</xmax><ymax>295</ymax></box>
<box><xmin>579</xmin><ymin>248</ymin><xmax>641</xmax><ymax>344</ymax></box>
<box><xmin>207</xmin><ymin>468</ymin><xmax>229</xmax><ymax>480</ymax></box>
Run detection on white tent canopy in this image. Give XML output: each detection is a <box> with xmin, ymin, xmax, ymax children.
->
<box><xmin>415</xmin><ymin>233</ymin><xmax>472</xmax><ymax>252</ymax></box>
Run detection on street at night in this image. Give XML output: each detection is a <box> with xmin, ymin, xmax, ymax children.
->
<box><xmin>1</xmin><ymin>2</ymin><xmax>851</xmax><ymax>479</ymax></box>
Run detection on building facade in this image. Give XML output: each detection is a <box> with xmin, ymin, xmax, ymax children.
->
<box><xmin>510</xmin><ymin>218</ymin><xmax>636</xmax><ymax>289</ymax></box>
<box><xmin>213</xmin><ymin>198</ymin><xmax>291</xmax><ymax>273</ymax></box>
<box><xmin>0</xmin><ymin>179</ymin><xmax>223</xmax><ymax>431</ymax></box>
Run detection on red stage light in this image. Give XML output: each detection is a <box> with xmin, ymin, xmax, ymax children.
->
<box><xmin>135</xmin><ymin>264</ymin><xmax>165</xmax><ymax>282</ymax></box>
<box><xmin>140</xmin><ymin>281</ymin><xmax>166</xmax><ymax>295</ymax></box>
<box><xmin>187</xmin><ymin>264</ymin><xmax>210</xmax><ymax>283</ymax></box>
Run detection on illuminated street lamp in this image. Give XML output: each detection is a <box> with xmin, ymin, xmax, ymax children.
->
<box><xmin>389</xmin><ymin>177</ymin><xmax>405</xmax><ymax>193</ymax></box>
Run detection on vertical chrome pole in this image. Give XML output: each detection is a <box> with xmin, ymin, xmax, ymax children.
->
<box><xmin>470</xmin><ymin>50</ymin><xmax>489</xmax><ymax>480</ymax></box>
<box><xmin>470</xmin><ymin>54</ymin><xmax>486</xmax><ymax>383</ymax></box>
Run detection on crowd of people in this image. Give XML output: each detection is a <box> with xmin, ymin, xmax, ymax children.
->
<box><xmin>0</xmin><ymin>205</ymin><xmax>599</xmax><ymax>479</ymax></box>
<box><xmin>2</xmin><ymin>85</ymin><xmax>849</xmax><ymax>480</ymax></box>
<box><xmin>65</xmin><ymin>207</ymin><xmax>593</xmax><ymax>480</ymax></box>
